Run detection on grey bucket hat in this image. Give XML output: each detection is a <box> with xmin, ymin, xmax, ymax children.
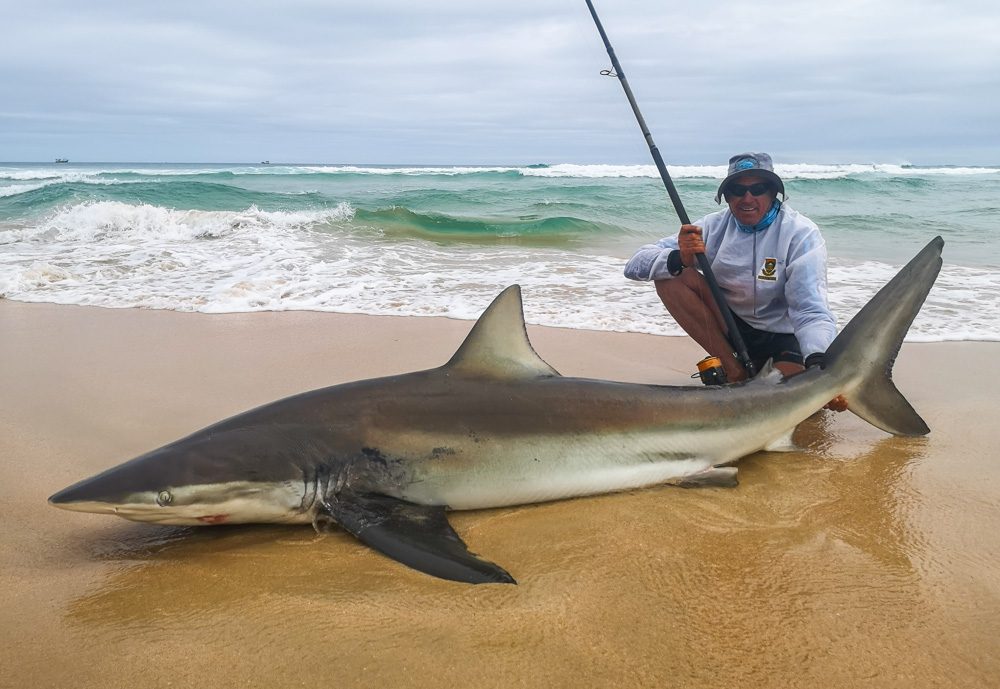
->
<box><xmin>715</xmin><ymin>152</ymin><xmax>786</xmax><ymax>203</ymax></box>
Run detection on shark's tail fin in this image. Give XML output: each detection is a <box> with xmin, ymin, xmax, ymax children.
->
<box><xmin>826</xmin><ymin>236</ymin><xmax>943</xmax><ymax>436</ymax></box>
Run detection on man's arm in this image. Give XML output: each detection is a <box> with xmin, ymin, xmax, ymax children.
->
<box><xmin>624</xmin><ymin>236</ymin><xmax>679</xmax><ymax>281</ymax></box>
<box><xmin>624</xmin><ymin>224</ymin><xmax>707</xmax><ymax>281</ymax></box>
<box><xmin>784</xmin><ymin>235</ymin><xmax>837</xmax><ymax>359</ymax></box>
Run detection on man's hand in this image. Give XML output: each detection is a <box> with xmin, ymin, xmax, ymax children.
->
<box><xmin>678</xmin><ymin>224</ymin><xmax>705</xmax><ymax>268</ymax></box>
<box><xmin>805</xmin><ymin>353</ymin><xmax>849</xmax><ymax>412</ymax></box>
<box><xmin>825</xmin><ymin>395</ymin><xmax>849</xmax><ymax>412</ymax></box>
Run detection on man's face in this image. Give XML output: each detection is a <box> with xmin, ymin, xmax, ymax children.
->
<box><xmin>724</xmin><ymin>173</ymin><xmax>776</xmax><ymax>226</ymax></box>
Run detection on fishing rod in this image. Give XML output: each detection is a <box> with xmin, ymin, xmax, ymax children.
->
<box><xmin>584</xmin><ymin>0</ymin><xmax>756</xmax><ymax>378</ymax></box>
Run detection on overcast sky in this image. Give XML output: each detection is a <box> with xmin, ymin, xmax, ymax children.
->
<box><xmin>3</xmin><ymin>0</ymin><xmax>998</xmax><ymax>165</ymax></box>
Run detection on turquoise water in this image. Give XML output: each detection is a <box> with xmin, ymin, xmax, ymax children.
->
<box><xmin>1</xmin><ymin>162</ymin><xmax>998</xmax><ymax>340</ymax></box>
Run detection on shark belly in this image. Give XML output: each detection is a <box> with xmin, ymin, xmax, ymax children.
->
<box><xmin>392</xmin><ymin>424</ymin><xmax>769</xmax><ymax>510</ymax></box>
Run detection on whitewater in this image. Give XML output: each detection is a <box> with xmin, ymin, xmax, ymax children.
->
<box><xmin>1</xmin><ymin>162</ymin><xmax>998</xmax><ymax>341</ymax></box>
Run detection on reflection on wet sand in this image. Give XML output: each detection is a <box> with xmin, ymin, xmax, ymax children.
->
<box><xmin>796</xmin><ymin>413</ymin><xmax>929</xmax><ymax>572</ymax></box>
<box><xmin>66</xmin><ymin>523</ymin><xmax>444</xmax><ymax>623</ymax></box>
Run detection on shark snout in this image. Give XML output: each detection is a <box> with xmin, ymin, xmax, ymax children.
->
<box><xmin>48</xmin><ymin>497</ymin><xmax>119</xmax><ymax>514</ymax></box>
<box><xmin>48</xmin><ymin>480</ymin><xmax>122</xmax><ymax>514</ymax></box>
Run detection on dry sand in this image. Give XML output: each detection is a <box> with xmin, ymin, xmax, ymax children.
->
<box><xmin>2</xmin><ymin>299</ymin><xmax>999</xmax><ymax>689</ymax></box>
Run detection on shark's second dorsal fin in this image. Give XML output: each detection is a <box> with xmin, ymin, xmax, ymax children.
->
<box><xmin>445</xmin><ymin>285</ymin><xmax>560</xmax><ymax>379</ymax></box>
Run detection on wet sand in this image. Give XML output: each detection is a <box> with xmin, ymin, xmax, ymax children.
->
<box><xmin>2</xmin><ymin>299</ymin><xmax>999</xmax><ymax>689</ymax></box>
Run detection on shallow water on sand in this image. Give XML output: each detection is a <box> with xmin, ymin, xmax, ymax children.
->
<box><xmin>2</xmin><ymin>304</ymin><xmax>998</xmax><ymax>689</ymax></box>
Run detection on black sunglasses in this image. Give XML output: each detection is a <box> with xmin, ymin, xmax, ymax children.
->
<box><xmin>725</xmin><ymin>182</ymin><xmax>772</xmax><ymax>197</ymax></box>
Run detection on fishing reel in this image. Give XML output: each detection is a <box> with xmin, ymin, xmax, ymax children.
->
<box><xmin>692</xmin><ymin>356</ymin><xmax>728</xmax><ymax>386</ymax></box>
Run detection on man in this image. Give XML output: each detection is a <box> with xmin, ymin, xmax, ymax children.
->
<box><xmin>624</xmin><ymin>152</ymin><xmax>847</xmax><ymax>410</ymax></box>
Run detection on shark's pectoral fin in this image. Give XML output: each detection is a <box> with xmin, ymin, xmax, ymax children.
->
<box><xmin>318</xmin><ymin>493</ymin><xmax>515</xmax><ymax>585</ymax></box>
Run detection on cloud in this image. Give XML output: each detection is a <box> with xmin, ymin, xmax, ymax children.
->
<box><xmin>2</xmin><ymin>0</ymin><xmax>997</xmax><ymax>163</ymax></box>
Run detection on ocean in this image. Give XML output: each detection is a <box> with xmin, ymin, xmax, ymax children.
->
<box><xmin>1</xmin><ymin>161</ymin><xmax>998</xmax><ymax>341</ymax></box>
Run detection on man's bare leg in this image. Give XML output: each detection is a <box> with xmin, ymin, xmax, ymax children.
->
<box><xmin>774</xmin><ymin>361</ymin><xmax>803</xmax><ymax>377</ymax></box>
<box><xmin>655</xmin><ymin>271</ymin><xmax>848</xmax><ymax>409</ymax></box>
<box><xmin>654</xmin><ymin>270</ymin><xmax>747</xmax><ymax>382</ymax></box>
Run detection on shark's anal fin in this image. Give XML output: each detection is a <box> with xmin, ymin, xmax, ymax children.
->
<box><xmin>317</xmin><ymin>493</ymin><xmax>515</xmax><ymax>585</ymax></box>
<box><xmin>668</xmin><ymin>466</ymin><xmax>739</xmax><ymax>488</ymax></box>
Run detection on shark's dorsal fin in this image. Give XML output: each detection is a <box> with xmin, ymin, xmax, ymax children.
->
<box><xmin>445</xmin><ymin>285</ymin><xmax>560</xmax><ymax>379</ymax></box>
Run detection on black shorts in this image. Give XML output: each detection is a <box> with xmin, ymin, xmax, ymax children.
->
<box><xmin>729</xmin><ymin>312</ymin><xmax>803</xmax><ymax>371</ymax></box>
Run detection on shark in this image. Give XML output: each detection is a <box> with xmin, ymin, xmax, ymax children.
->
<box><xmin>49</xmin><ymin>237</ymin><xmax>944</xmax><ymax>584</ymax></box>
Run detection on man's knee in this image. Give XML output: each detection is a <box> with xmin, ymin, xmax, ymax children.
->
<box><xmin>653</xmin><ymin>277</ymin><xmax>676</xmax><ymax>301</ymax></box>
<box><xmin>654</xmin><ymin>278</ymin><xmax>686</xmax><ymax>310</ymax></box>
<box><xmin>655</xmin><ymin>270</ymin><xmax>704</xmax><ymax>305</ymax></box>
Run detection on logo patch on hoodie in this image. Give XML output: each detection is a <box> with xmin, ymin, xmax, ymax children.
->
<box><xmin>758</xmin><ymin>257</ymin><xmax>777</xmax><ymax>281</ymax></box>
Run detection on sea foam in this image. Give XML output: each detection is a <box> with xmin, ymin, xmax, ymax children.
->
<box><xmin>2</xmin><ymin>200</ymin><xmax>997</xmax><ymax>342</ymax></box>
<box><xmin>2</xmin><ymin>162</ymin><xmax>997</xmax><ymax>343</ymax></box>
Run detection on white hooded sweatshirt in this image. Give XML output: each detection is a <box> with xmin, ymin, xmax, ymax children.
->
<box><xmin>624</xmin><ymin>204</ymin><xmax>837</xmax><ymax>359</ymax></box>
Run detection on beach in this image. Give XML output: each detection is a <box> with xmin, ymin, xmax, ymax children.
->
<box><xmin>2</xmin><ymin>299</ymin><xmax>999</xmax><ymax>689</ymax></box>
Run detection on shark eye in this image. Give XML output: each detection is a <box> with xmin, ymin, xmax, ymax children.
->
<box><xmin>156</xmin><ymin>490</ymin><xmax>173</xmax><ymax>507</ymax></box>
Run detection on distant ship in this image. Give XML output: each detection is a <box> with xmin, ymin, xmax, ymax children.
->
<box><xmin>260</xmin><ymin>160</ymin><xmax>270</xmax><ymax>165</ymax></box>
<box><xmin>55</xmin><ymin>158</ymin><xmax>69</xmax><ymax>163</ymax></box>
